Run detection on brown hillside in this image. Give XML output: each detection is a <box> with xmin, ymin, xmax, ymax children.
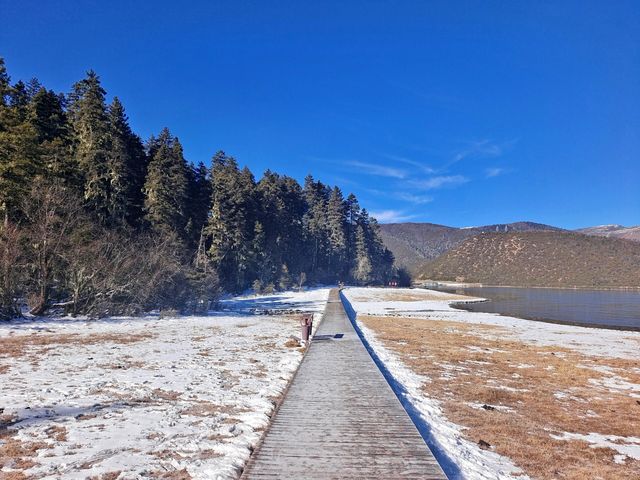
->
<box><xmin>417</xmin><ymin>231</ymin><xmax>640</xmax><ymax>288</ymax></box>
<box><xmin>380</xmin><ymin>221</ymin><xmax>560</xmax><ymax>273</ymax></box>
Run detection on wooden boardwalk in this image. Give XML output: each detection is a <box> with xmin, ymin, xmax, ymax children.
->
<box><xmin>241</xmin><ymin>289</ymin><xmax>446</xmax><ymax>479</ymax></box>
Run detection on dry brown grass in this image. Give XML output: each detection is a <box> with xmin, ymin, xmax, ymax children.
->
<box><xmin>88</xmin><ymin>472</ymin><xmax>122</xmax><ymax>480</ymax></box>
<box><xmin>98</xmin><ymin>360</ymin><xmax>146</xmax><ymax>370</ymax></box>
<box><xmin>194</xmin><ymin>449</ymin><xmax>222</xmax><ymax>460</ymax></box>
<box><xmin>181</xmin><ymin>401</ymin><xmax>250</xmax><ymax>418</ymax></box>
<box><xmin>181</xmin><ymin>402</ymin><xmax>225</xmax><ymax>417</ymax></box>
<box><xmin>148</xmin><ymin>468</ymin><xmax>192</xmax><ymax>479</ymax></box>
<box><xmin>284</xmin><ymin>338</ymin><xmax>300</xmax><ymax>348</ymax></box>
<box><xmin>0</xmin><ymin>472</ymin><xmax>29</xmax><ymax>480</ymax></box>
<box><xmin>44</xmin><ymin>425</ymin><xmax>67</xmax><ymax>442</ymax></box>
<box><xmin>151</xmin><ymin>388</ymin><xmax>181</xmax><ymax>402</ymax></box>
<box><xmin>0</xmin><ymin>434</ymin><xmax>48</xmax><ymax>471</ymax></box>
<box><xmin>361</xmin><ymin>315</ymin><xmax>640</xmax><ymax>480</ymax></box>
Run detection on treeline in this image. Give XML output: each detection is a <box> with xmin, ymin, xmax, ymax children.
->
<box><xmin>0</xmin><ymin>58</ymin><xmax>396</xmax><ymax>319</ymax></box>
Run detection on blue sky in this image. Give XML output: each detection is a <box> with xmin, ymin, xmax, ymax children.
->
<box><xmin>2</xmin><ymin>0</ymin><xmax>638</xmax><ymax>228</ymax></box>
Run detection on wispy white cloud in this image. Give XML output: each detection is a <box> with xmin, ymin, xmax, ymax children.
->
<box><xmin>307</xmin><ymin>156</ymin><xmax>407</xmax><ymax>179</ymax></box>
<box><xmin>379</xmin><ymin>153</ymin><xmax>435</xmax><ymax>174</ymax></box>
<box><xmin>369</xmin><ymin>209</ymin><xmax>417</xmax><ymax>223</ymax></box>
<box><xmin>443</xmin><ymin>138</ymin><xmax>517</xmax><ymax>171</ymax></box>
<box><xmin>410</xmin><ymin>175</ymin><xmax>469</xmax><ymax>190</ymax></box>
<box><xmin>485</xmin><ymin>167</ymin><xmax>505</xmax><ymax>178</ymax></box>
<box><xmin>346</xmin><ymin>160</ymin><xmax>407</xmax><ymax>179</ymax></box>
<box><xmin>308</xmin><ymin>156</ymin><xmax>407</xmax><ymax>179</ymax></box>
<box><xmin>397</xmin><ymin>193</ymin><xmax>434</xmax><ymax>205</ymax></box>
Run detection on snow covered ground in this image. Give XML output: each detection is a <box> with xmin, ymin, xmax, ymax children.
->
<box><xmin>342</xmin><ymin>287</ymin><xmax>640</xmax><ymax>480</ymax></box>
<box><xmin>346</xmin><ymin>287</ymin><xmax>640</xmax><ymax>360</ymax></box>
<box><xmin>0</xmin><ymin>288</ymin><xmax>330</xmax><ymax>480</ymax></box>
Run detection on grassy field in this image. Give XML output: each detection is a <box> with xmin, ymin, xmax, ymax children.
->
<box><xmin>346</xmin><ymin>287</ymin><xmax>640</xmax><ymax>480</ymax></box>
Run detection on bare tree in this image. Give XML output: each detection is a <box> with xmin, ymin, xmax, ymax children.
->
<box><xmin>298</xmin><ymin>271</ymin><xmax>306</xmax><ymax>291</ymax></box>
<box><xmin>0</xmin><ymin>218</ymin><xmax>24</xmax><ymax>319</ymax></box>
<box><xmin>22</xmin><ymin>179</ymin><xmax>84</xmax><ymax>315</ymax></box>
<box><xmin>63</xmin><ymin>229</ymin><xmax>218</xmax><ymax>317</ymax></box>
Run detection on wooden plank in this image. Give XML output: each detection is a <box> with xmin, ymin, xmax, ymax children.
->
<box><xmin>241</xmin><ymin>289</ymin><xmax>446</xmax><ymax>479</ymax></box>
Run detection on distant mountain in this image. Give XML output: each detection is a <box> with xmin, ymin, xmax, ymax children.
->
<box><xmin>576</xmin><ymin>225</ymin><xmax>640</xmax><ymax>243</ymax></box>
<box><xmin>380</xmin><ymin>221</ymin><xmax>561</xmax><ymax>272</ymax></box>
<box><xmin>417</xmin><ymin>230</ymin><xmax>640</xmax><ymax>288</ymax></box>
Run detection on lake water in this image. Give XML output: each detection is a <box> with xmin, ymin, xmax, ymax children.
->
<box><xmin>431</xmin><ymin>286</ymin><xmax>640</xmax><ymax>331</ymax></box>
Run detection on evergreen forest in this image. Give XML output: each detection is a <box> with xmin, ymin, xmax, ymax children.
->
<box><xmin>0</xmin><ymin>58</ymin><xmax>400</xmax><ymax>319</ymax></box>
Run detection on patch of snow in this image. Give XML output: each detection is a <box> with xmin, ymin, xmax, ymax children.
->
<box><xmin>614</xmin><ymin>454</ymin><xmax>627</xmax><ymax>464</ymax></box>
<box><xmin>485</xmin><ymin>383</ymin><xmax>529</xmax><ymax>393</ymax></box>
<box><xmin>552</xmin><ymin>391</ymin><xmax>586</xmax><ymax>403</ymax></box>
<box><xmin>589</xmin><ymin>376</ymin><xmax>640</xmax><ymax>398</ymax></box>
<box><xmin>550</xmin><ymin>432</ymin><xmax>640</xmax><ymax>462</ymax></box>
<box><xmin>0</xmin><ymin>288</ymin><xmax>330</xmax><ymax>479</ymax></box>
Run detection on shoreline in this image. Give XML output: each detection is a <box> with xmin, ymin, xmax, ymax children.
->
<box><xmin>418</xmin><ymin>284</ymin><xmax>640</xmax><ymax>333</ymax></box>
<box><xmin>418</xmin><ymin>280</ymin><xmax>640</xmax><ymax>291</ymax></box>
<box><xmin>449</xmin><ymin>300</ymin><xmax>640</xmax><ymax>333</ymax></box>
<box><xmin>344</xmin><ymin>286</ymin><xmax>640</xmax><ymax>480</ymax></box>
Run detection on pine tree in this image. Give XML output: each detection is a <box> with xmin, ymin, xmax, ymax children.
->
<box><xmin>186</xmin><ymin>161</ymin><xmax>211</xmax><ymax>244</ymax></box>
<box><xmin>68</xmin><ymin>70</ymin><xmax>111</xmax><ymax>222</ymax></box>
<box><xmin>326</xmin><ymin>186</ymin><xmax>347</xmax><ymax>277</ymax></box>
<box><xmin>206</xmin><ymin>152</ymin><xmax>257</xmax><ymax>292</ymax></box>
<box><xmin>367</xmin><ymin>216</ymin><xmax>394</xmax><ymax>283</ymax></box>
<box><xmin>344</xmin><ymin>193</ymin><xmax>360</xmax><ymax>267</ymax></box>
<box><xmin>278</xmin><ymin>176</ymin><xmax>307</xmax><ymax>275</ymax></box>
<box><xmin>8</xmin><ymin>81</ymin><xmax>30</xmax><ymax>116</ymax></box>
<box><xmin>143</xmin><ymin>128</ymin><xmax>190</xmax><ymax>241</ymax></box>
<box><xmin>251</xmin><ymin>220</ymin><xmax>268</xmax><ymax>282</ymax></box>
<box><xmin>255</xmin><ymin>171</ymin><xmax>307</xmax><ymax>282</ymax></box>
<box><xmin>255</xmin><ymin>170</ymin><xmax>285</xmax><ymax>284</ymax></box>
<box><xmin>0</xmin><ymin>58</ymin><xmax>10</xmax><ymax>105</ymax></box>
<box><xmin>28</xmin><ymin>87</ymin><xmax>78</xmax><ymax>189</ymax></box>
<box><xmin>0</xmin><ymin>64</ymin><xmax>43</xmax><ymax>221</ymax></box>
<box><xmin>106</xmin><ymin>97</ymin><xmax>147</xmax><ymax>226</ymax></box>
<box><xmin>302</xmin><ymin>175</ymin><xmax>330</xmax><ymax>277</ymax></box>
<box><xmin>353</xmin><ymin>223</ymin><xmax>372</xmax><ymax>284</ymax></box>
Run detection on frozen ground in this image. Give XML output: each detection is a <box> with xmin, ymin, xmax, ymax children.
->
<box><xmin>343</xmin><ymin>287</ymin><xmax>640</xmax><ymax>480</ymax></box>
<box><xmin>346</xmin><ymin>287</ymin><xmax>640</xmax><ymax>360</ymax></box>
<box><xmin>0</xmin><ymin>288</ymin><xmax>330</xmax><ymax>480</ymax></box>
